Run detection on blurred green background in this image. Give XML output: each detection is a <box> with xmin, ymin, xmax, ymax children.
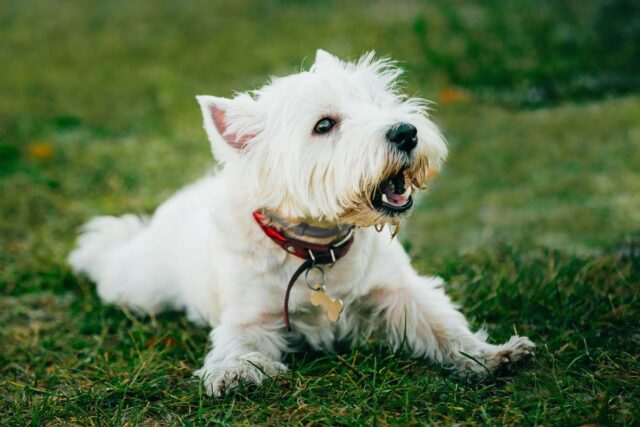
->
<box><xmin>1</xmin><ymin>0</ymin><xmax>638</xmax><ymax>425</ymax></box>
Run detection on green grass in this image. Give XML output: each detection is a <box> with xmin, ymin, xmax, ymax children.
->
<box><xmin>413</xmin><ymin>0</ymin><xmax>640</xmax><ymax>106</ymax></box>
<box><xmin>1</xmin><ymin>1</ymin><xmax>639</xmax><ymax>425</ymax></box>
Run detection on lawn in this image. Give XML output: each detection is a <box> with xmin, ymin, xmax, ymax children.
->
<box><xmin>1</xmin><ymin>1</ymin><xmax>638</xmax><ymax>425</ymax></box>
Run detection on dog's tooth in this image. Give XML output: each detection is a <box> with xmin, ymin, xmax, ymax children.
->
<box><xmin>381</xmin><ymin>193</ymin><xmax>389</xmax><ymax>204</ymax></box>
<box><xmin>402</xmin><ymin>186</ymin><xmax>412</xmax><ymax>198</ymax></box>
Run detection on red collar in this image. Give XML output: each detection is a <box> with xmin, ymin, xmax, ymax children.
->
<box><xmin>253</xmin><ymin>209</ymin><xmax>355</xmax><ymax>331</ymax></box>
<box><xmin>252</xmin><ymin>210</ymin><xmax>355</xmax><ymax>265</ymax></box>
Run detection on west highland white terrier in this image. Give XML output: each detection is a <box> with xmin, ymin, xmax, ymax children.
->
<box><xmin>69</xmin><ymin>50</ymin><xmax>535</xmax><ymax>396</ymax></box>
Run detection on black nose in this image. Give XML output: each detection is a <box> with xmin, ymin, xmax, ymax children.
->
<box><xmin>386</xmin><ymin>123</ymin><xmax>418</xmax><ymax>153</ymax></box>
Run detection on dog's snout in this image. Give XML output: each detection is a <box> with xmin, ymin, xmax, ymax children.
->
<box><xmin>386</xmin><ymin>123</ymin><xmax>418</xmax><ymax>153</ymax></box>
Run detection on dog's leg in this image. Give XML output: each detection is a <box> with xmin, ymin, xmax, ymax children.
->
<box><xmin>368</xmin><ymin>271</ymin><xmax>535</xmax><ymax>376</ymax></box>
<box><xmin>69</xmin><ymin>215</ymin><xmax>182</xmax><ymax>314</ymax></box>
<box><xmin>194</xmin><ymin>317</ymin><xmax>288</xmax><ymax>397</ymax></box>
<box><xmin>361</xmin><ymin>238</ymin><xmax>535</xmax><ymax>377</ymax></box>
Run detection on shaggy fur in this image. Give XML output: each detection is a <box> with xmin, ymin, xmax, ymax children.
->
<box><xmin>69</xmin><ymin>50</ymin><xmax>534</xmax><ymax>396</ymax></box>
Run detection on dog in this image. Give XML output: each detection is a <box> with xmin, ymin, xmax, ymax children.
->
<box><xmin>69</xmin><ymin>50</ymin><xmax>535</xmax><ymax>396</ymax></box>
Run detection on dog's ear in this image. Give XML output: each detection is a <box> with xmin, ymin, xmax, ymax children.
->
<box><xmin>312</xmin><ymin>49</ymin><xmax>341</xmax><ymax>70</ymax></box>
<box><xmin>196</xmin><ymin>94</ymin><xmax>261</xmax><ymax>162</ymax></box>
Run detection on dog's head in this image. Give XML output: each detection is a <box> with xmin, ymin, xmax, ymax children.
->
<box><xmin>197</xmin><ymin>50</ymin><xmax>447</xmax><ymax>227</ymax></box>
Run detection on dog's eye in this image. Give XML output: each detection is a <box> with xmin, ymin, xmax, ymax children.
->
<box><xmin>313</xmin><ymin>118</ymin><xmax>336</xmax><ymax>134</ymax></box>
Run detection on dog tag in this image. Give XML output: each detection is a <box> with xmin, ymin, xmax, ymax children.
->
<box><xmin>310</xmin><ymin>287</ymin><xmax>343</xmax><ymax>322</ymax></box>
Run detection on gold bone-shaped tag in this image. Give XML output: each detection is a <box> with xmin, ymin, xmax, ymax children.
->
<box><xmin>310</xmin><ymin>288</ymin><xmax>344</xmax><ymax>322</ymax></box>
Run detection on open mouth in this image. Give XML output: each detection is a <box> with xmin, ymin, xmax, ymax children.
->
<box><xmin>371</xmin><ymin>168</ymin><xmax>413</xmax><ymax>215</ymax></box>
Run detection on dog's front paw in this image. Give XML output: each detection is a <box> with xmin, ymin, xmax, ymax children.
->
<box><xmin>194</xmin><ymin>352</ymin><xmax>287</xmax><ymax>397</ymax></box>
<box><xmin>455</xmin><ymin>335</ymin><xmax>535</xmax><ymax>379</ymax></box>
<box><xmin>480</xmin><ymin>335</ymin><xmax>536</xmax><ymax>373</ymax></box>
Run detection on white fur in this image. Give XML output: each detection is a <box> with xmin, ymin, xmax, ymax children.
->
<box><xmin>69</xmin><ymin>50</ymin><xmax>534</xmax><ymax>396</ymax></box>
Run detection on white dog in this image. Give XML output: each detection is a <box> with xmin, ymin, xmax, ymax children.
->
<box><xmin>69</xmin><ymin>50</ymin><xmax>534</xmax><ymax>396</ymax></box>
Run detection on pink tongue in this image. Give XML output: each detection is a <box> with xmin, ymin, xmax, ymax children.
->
<box><xmin>383</xmin><ymin>187</ymin><xmax>407</xmax><ymax>206</ymax></box>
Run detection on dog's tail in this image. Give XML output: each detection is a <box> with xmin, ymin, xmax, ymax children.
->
<box><xmin>68</xmin><ymin>214</ymin><xmax>147</xmax><ymax>283</ymax></box>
